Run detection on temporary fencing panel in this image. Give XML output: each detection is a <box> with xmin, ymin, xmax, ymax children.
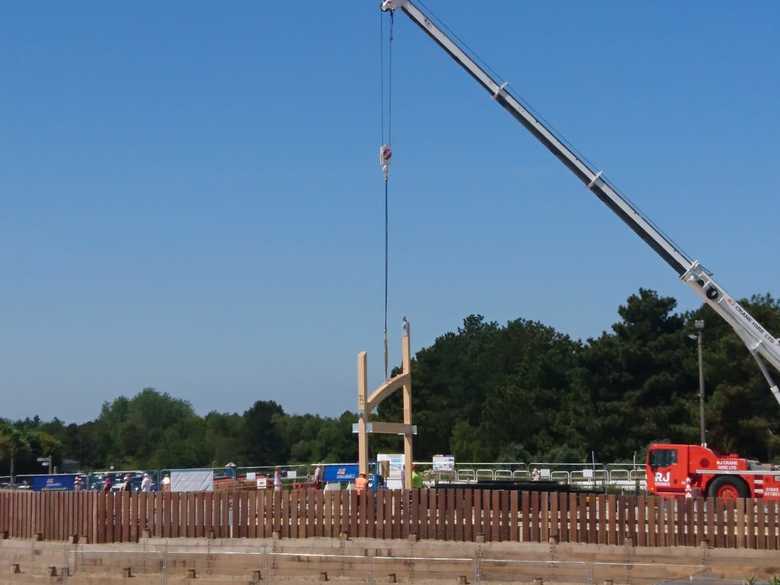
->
<box><xmin>1</xmin><ymin>489</ymin><xmax>779</xmax><ymax>550</ymax></box>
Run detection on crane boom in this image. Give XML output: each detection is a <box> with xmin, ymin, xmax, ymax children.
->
<box><xmin>381</xmin><ymin>0</ymin><xmax>780</xmax><ymax>404</ymax></box>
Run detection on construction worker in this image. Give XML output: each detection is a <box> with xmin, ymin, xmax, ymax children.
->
<box><xmin>312</xmin><ymin>465</ymin><xmax>323</xmax><ymax>489</ymax></box>
<box><xmin>411</xmin><ymin>465</ymin><xmax>423</xmax><ymax>489</ymax></box>
<box><xmin>355</xmin><ymin>472</ymin><xmax>368</xmax><ymax>496</ymax></box>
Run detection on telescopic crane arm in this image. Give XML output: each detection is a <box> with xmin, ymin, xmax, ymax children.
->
<box><xmin>380</xmin><ymin>0</ymin><xmax>780</xmax><ymax>405</ymax></box>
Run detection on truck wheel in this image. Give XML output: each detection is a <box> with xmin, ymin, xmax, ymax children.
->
<box><xmin>707</xmin><ymin>476</ymin><xmax>749</xmax><ymax>499</ymax></box>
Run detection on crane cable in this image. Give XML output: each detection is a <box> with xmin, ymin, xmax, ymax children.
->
<box><xmin>379</xmin><ymin>10</ymin><xmax>395</xmax><ymax>380</ymax></box>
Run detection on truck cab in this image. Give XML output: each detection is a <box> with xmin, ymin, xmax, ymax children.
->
<box><xmin>646</xmin><ymin>444</ymin><xmax>690</xmax><ymax>496</ymax></box>
<box><xmin>644</xmin><ymin>443</ymin><xmax>780</xmax><ymax>499</ymax></box>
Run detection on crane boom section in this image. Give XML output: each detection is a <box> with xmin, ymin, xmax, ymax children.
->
<box><xmin>381</xmin><ymin>0</ymin><xmax>780</xmax><ymax>401</ymax></box>
<box><xmin>388</xmin><ymin>0</ymin><xmax>690</xmax><ymax>275</ymax></box>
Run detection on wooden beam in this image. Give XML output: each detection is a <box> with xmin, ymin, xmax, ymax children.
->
<box><xmin>365</xmin><ymin>373</ymin><xmax>410</xmax><ymax>413</ymax></box>
<box><xmin>372</xmin><ymin>422</ymin><xmax>416</xmax><ymax>435</ymax></box>
<box><xmin>357</xmin><ymin>352</ymin><xmax>369</xmax><ymax>476</ymax></box>
<box><xmin>352</xmin><ymin>422</ymin><xmax>417</xmax><ymax>435</ymax></box>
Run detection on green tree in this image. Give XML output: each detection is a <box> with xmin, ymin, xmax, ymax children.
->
<box><xmin>203</xmin><ymin>411</ymin><xmax>245</xmax><ymax>467</ymax></box>
<box><xmin>241</xmin><ymin>401</ymin><xmax>287</xmax><ymax>466</ymax></box>
<box><xmin>450</xmin><ymin>421</ymin><xmax>488</xmax><ymax>461</ymax></box>
<box><xmin>93</xmin><ymin>388</ymin><xmax>206</xmax><ymax>469</ymax></box>
<box><xmin>478</xmin><ymin>320</ymin><xmax>581</xmax><ymax>460</ymax></box>
<box><xmin>0</xmin><ymin>423</ymin><xmax>31</xmax><ymax>483</ymax></box>
<box><xmin>574</xmin><ymin>289</ymin><xmax>697</xmax><ymax>460</ymax></box>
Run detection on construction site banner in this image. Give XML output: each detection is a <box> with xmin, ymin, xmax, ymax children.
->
<box><xmin>30</xmin><ymin>474</ymin><xmax>78</xmax><ymax>492</ymax></box>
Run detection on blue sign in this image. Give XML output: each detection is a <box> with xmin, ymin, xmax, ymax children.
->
<box><xmin>322</xmin><ymin>464</ymin><xmax>359</xmax><ymax>483</ymax></box>
<box><xmin>30</xmin><ymin>474</ymin><xmax>77</xmax><ymax>492</ymax></box>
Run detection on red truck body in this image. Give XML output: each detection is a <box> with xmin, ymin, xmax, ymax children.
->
<box><xmin>646</xmin><ymin>443</ymin><xmax>780</xmax><ymax>500</ymax></box>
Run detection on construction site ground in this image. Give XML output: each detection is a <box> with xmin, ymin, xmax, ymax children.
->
<box><xmin>2</xmin><ymin>535</ymin><xmax>778</xmax><ymax>585</ymax></box>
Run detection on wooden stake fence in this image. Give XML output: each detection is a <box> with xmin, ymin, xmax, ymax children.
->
<box><xmin>1</xmin><ymin>489</ymin><xmax>778</xmax><ymax>550</ymax></box>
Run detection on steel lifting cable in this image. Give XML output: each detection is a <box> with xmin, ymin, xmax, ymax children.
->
<box><xmin>379</xmin><ymin>10</ymin><xmax>395</xmax><ymax>380</ymax></box>
<box><xmin>383</xmin><ymin>173</ymin><xmax>390</xmax><ymax>380</ymax></box>
<box><xmin>379</xmin><ymin>9</ymin><xmax>385</xmax><ymax>147</ymax></box>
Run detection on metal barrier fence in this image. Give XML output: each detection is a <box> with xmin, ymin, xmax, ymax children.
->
<box><xmin>419</xmin><ymin>462</ymin><xmax>647</xmax><ymax>492</ymax></box>
<box><xmin>2</xmin><ymin>462</ymin><xmax>648</xmax><ymax>492</ymax></box>
<box><xmin>0</xmin><ymin>465</ymin><xmax>320</xmax><ymax>491</ymax></box>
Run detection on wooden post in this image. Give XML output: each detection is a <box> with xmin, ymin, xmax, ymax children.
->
<box><xmin>401</xmin><ymin>321</ymin><xmax>413</xmax><ymax>491</ymax></box>
<box><xmin>358</xmin><ymin>352</ymin><xmax>369</xmax><ymax>476</ymax></box>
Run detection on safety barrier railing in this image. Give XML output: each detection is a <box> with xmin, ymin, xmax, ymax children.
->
<box><xmin>476</xmin><ymin>469</ymin><xmax>494</xmax><ymax>482</ymax></box>
<box><xmin>455</xmin><ymin>469</ymin><xmax>475</xmax><ymax>482</ymax></box>
<box><xmin>608</xmin><ymin>469</ymin><xmax>630</xmax><ymax>482</ymax></box>
<box><xmin>435</xmin><ymin>464</ymin><xmax>646</xmax><ymax>492</ymax></box>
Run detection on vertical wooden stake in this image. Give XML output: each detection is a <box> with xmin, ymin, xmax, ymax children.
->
<box><xmin>401</xmin><ymin>324</ymin><xmax>413</xmax><ymax>491</ymax></box>
<box><xmin>358</xmin><ymin>352</ymin><xmax>369</xmax><ymax>476</ymax></box>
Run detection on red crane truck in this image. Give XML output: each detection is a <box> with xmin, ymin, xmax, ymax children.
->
<box><xmin>646</xmin><ymin>443</ymin><xmax>780</xmax><ymax>500</ymax></box>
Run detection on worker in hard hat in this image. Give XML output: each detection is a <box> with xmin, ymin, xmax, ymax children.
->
<box><xmin>355</xmin><ymin>472</ymin><xmax>368</xmax><ymax>496</ymax></box>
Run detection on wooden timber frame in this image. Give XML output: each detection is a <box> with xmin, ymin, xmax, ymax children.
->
<box><xmin>355</xmin><ymin>319</ymin><xmax>416</xmax><ymax>489</ymax></box>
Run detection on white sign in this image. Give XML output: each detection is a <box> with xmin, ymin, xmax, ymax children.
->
<box><xmin>378</xmin><ymin>453</ymin><xmax>404</xmax><ymax>490</ymax></box>
<box><xmin>246</xmin><ymin>472</ymin><xmax>256</xmax><ymax>481</ymax></box>
<box><xmin>171</xmin><ymin>470</ymin><xmax>214</xmax><ymax>492</ymax></box>
<box><xmin>582</xmin><ymin>469</ymin><xmax>594</xmax><ymax>479</ymax></box>
<box><xmin>540</xmin><ymin>468</ymin><xmax>551</xmax><ymax>479</ymax></box>
<box><xmin>432</xmin><ymin>455</ymin><xmax>455</xmax><ymax>472</ymax></box>
<box><xmin>256</xmin><ymin>477</ymin><xmax>268</xmax><ymax>489</ymax></box>
<box><xmin>286</xmin><ymin>470</ymin><xmax>297</xmax><ymax>479</ymax></box>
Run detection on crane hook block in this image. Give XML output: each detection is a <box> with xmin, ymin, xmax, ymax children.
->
<box><xmin>379</xmin><ymin>144</ymin><xmax>393</xmax><ymax>177</ymax></box>
<box><xmin>381</xmin><ymin>0</ymin><xmax>407</xmax><ymax>12</ymax></box>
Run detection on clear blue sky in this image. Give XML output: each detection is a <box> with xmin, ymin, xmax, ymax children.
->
<box><xmin>2</xmin><ymin>2</ymin><xmax>778</xmax><ymax>422</ymax></box>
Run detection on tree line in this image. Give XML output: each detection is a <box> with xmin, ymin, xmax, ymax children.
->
<box><xmin>2</xmin><ymin>288</ymin><xmax>779</xmax><ymax>477</ymax></box>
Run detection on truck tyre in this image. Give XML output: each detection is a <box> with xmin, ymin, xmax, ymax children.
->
<box><xmin>707</xmin><ymin>476</ymin><xmax>749</xmax><ymax>499</ymax></box>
